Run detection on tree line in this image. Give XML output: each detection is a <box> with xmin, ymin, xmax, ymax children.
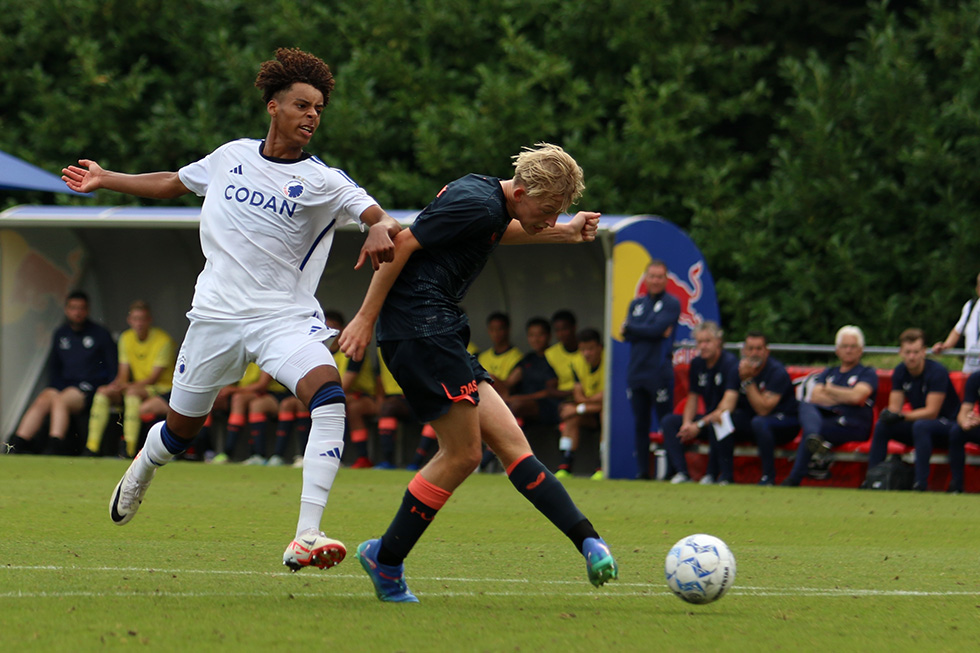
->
<box><xmin>2</xmin><ymin>0</ymin><xmax>977</xmax><ymax>346</ymax></box>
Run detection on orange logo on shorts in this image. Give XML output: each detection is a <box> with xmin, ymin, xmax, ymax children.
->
<box><xmin>441</xmin><ymin>381</ymin><xmax>478</xmax><ymax>405</ymax></box>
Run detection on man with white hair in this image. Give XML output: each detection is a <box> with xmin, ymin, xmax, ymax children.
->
<box><xmin>781</xmin><ymin>326</ymin><xmax>879</xmax><ymax>486</ymax></box>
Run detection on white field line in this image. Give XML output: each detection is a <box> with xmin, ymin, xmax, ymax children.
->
<box><xmin>1</xmin><ymin>565</ymin><xmax>978</xmax><ymax>598</ymax></box>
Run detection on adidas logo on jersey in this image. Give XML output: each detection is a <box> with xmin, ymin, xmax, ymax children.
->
<box><xmin>319</xmin><ymin>447</ymin><xmax>342</xmax><ymax>459</ymax></box>
<box><xmin>229</xmin><ymin>164</ymin><xmax>243</xmax><ymax>174</ymax></box>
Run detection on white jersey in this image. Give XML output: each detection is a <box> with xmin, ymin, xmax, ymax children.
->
<box><xmin>954</xmin><ymin>297</ymin><xmax>980</xmax><ymax>373</ymax></box>
<box><xmin>178</xmin><ymin>138</ymin><xmax>377</xmax><ymax>319</ymax></box>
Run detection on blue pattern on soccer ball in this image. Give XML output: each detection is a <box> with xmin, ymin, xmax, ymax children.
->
<box><xmin>664</xmin><ymin>534</ymin><xmax>736</xmax><ymax>605</ymax></box>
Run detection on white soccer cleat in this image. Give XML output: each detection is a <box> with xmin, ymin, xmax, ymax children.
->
<box><xmin>109</xmin><ymin>460</ymin><xmax>156</xmax><ymax>525</ymax></box>
<box><xmin>283</xmin><ymin>528</ymin><xmax>347</xmax><ymax>572</ymax></box>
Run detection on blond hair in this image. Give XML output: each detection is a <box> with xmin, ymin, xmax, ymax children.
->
<box><xmin>512</xmin><ymin>142</ymin><xmax>585</xmax><ymax>213</ymax></box>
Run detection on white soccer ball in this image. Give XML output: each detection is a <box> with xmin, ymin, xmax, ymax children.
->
<box><xmin>664</xmin><ymin>533</ymin><xmax>736</xmax><ymax>604</ymax></box>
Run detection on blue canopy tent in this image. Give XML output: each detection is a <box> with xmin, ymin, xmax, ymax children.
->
<box><xmin>0</xmin><ymin>150</ymin><xmax>92</xmax><ymax>196</ymax></box>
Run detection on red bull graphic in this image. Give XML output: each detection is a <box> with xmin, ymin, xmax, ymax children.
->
<box><xmin>666</xmin><ymin>262</ymin><xmax>704</xmax><ymax>329</ymax></box>
<box><xmin>1</xmin><ymin>230</ymin><xmax>81</xmax><ymax>325</ymax></box>
<box><xmin>607</xmin><ymin>217</ymin><xmax>720</xmax><ymax>480</ymax></box>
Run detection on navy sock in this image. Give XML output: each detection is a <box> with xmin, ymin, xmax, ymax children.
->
<box><xmin>560</xmin><ymin>450</ymin><xmax>575</xmax><ymax>470</ymax></box>
<box><xmin>378</xmin><ymin>428</ymin><xmax>396</xmax><ymax>464</ymax></box>
<box><xmin>295</xmin><ymin>416</ymin><xmax>311</xmax><ymax>455</ymax></box>
<box><xmin>378</xmin><ymin>488</ymin><xmax>442</xmax><ymax>565</ymax></box>
<box><xmin>248</xmin><ymin>421</ymin><xmax>266</xmax><ymax>456</ymax></box>
<box><xmin>508</xmin><ymin>455</ymin><xmax>598</xmax><ymax>551</ymax></box>
<box><xmin>160</xmin><ymin>422</ymin><xmax>189</xmax><ymax>454</ymax></box>
<box><xmin>411</xmin><ymin>435</ymin><xmax>437</xmax><ymax>466</ymax></box>
<box><xmin>223</xmin><ymin>424</ymin><xmax>241</xmax><ymax>456</ymax></box>
<box><xmin>273</xmin><ymin>419</ymin><xmax>292</xmax><ymax>457</ymax></box>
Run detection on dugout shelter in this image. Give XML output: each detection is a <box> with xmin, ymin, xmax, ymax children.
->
<box><xmin>0</xmin><ymin>206</ymin><xmax>718</xmax><ymax>477</ymax></box>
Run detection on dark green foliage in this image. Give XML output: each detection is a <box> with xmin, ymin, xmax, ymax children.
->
<box><xmin>2</xmin><ymin>0</ymin><xmax>977</xmax><ymax>344</ymax></box>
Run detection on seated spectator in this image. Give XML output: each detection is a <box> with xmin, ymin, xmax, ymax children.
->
<box><xmin>556</xmin><ymin>328</ymin><xmax>604</xmax><ymax>480</ymax></box>
<box><xmin>86</xmin><ymin>300</ymin><xmax>175</xmax><ymax>458</ymax></box>
<box><xmin>241</xmin><ymin>374</ymin><xmax>291</xmax><ymax>466</ymax></box>
<box><xmin>545</xmin><ymin>309</ymin><xmax>585</xmax><ymax>403</ymax></box>
<box><xmin>209</xmin><ymin>363</ymin><xmax>274</xmax><ymax>464</ymax></box>
<box><xmin>865</xmin><ymin>328</ymin><xmax>960</xmax><ymax>491</ymax></box>
<box><xmin>266</xmin><ymin>394</ymin><xmax>309</xmax><ymax>467</ymax></box>
<box><xmin>660</xmin><ymin>321</ymin><xmax>739</xmax><ymax>485</ymax></box>
<box><xmin>947</xmin><ymin>369</ymin><xmax>980</xmax><ymax>494</ymax></box>
<box><xmin>7</xmin><ymin>290</ymin><xmax>116</xmax><ymax>455</ymax></box>
<box><xmin>729</xmin><ymin>331</ymin><xmax>799</xmax><ymax>486</ymax></box>
<box><xmin>477</xmin><ymin>311</ymin><xmax>523</xmax><ymax>470</ymax></box>
<box><xmin>933</xmin><ymin>272</ymin><xmax>980</xmax><ymax>374</ymax></box>
<box><xmin>477</xmin><ymin>312</ymin><xmax>523</xmax><ymax>398</ymax></box>
<box><xmin>505</xmin><ymin>317</ymin><xmax>561</xmax><ymax>427</ymax></box>
<box><xmin>781</xmin><ymin>325</ymin><xmax>878</xmax><ymax>487</ymax></box>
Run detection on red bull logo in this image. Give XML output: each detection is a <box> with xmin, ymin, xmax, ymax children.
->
<box><xmin>665</xmin><ymin>261</ymin><xmax>704</xmax><ymax>329</ymax></box>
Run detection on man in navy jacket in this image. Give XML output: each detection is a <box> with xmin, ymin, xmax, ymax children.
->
<box><xmin>622</xmin><ymin>261</ymin><xmax>680</xmax><ymax>479</ymax></box>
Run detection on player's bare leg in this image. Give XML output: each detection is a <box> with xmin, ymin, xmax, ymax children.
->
<box><xmin>477</xmin><ymin>383</ymin><xmax>618</xmax><ymax>587</ymax></box>
<box><xmin>357</xmin><ymin>401</ymin><xmax>480</xmax><ymax>602</ymax></box>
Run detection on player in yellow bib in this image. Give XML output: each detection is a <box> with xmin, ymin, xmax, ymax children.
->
<box><xmin>544</xmin><ymin>309</ymin><xmax>587</xmax><ymax>399</ymax></box>
<box><xmin>476</xmin><ymin>312</ymin><xmax>522</xmax><ymax>470</ymax></box>
<box><xmin>87</xmin><ymin>301</ymin><xmax>175</xmax><ymax>457</ymax></box>
<box><xmin>476</xmin><ymin>312</ymin><xmax>524</xmax><ymax>395</ymax></box>
<box><xmin>557</xmin><ymin>328</ymin><xmax>605</xmax><ymax>480</ymax></box>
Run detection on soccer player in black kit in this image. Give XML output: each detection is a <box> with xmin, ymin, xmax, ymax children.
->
<box><xmin>339</xmin><ymin>143</ymin><xmax>618</xmax><ymax>602</ymax></box>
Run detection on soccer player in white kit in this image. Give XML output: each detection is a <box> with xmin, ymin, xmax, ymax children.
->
<box><xmin>62</xmin><ymin>48</ymin><xmax>400</xmax><ymax>572</ymax></box>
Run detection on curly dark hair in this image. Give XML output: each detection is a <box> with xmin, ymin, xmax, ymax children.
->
<box><xmin>254</xmin><ymin>48</ymin><xmax>335</xmax><ymax>105</ymax></box>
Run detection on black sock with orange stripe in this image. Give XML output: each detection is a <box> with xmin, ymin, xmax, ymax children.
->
<box><xmin>377</xmin><ymin>473</ymin><xmax>452</xmax><ymax>566</ymax></box>
<box><xmin>507</xmin><ymin>454</ymin><xmax>598</xmax><ymax>551</ymax></box>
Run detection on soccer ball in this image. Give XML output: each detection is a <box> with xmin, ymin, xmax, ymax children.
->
<box><xmin>664</xmin><ymin>533</ymin><xmax>736</xmax><ymax>604</ymax></box>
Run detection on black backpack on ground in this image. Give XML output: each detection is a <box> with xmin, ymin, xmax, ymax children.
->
<box><xmin>864</xmin><ymin>455</ymin><xmax>914</xmax><ymax>490</ymax></box>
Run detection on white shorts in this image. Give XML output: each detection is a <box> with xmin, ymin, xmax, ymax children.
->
<box><xmin>169</xmin><ymin>308</ymin><xmax>338</xmax><ymax>417</ymax></box>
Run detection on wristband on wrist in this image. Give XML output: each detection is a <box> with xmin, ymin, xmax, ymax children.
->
<box><xmin>576</xmin><ymin>403</ymin><xmax>587</xmax><ymax>415</ymax></box>
<box><xmin>741</xmin><ymin>379</ymin><xmax>754</xmax><ymax>390</ymax></box>
<box><xmin>696</xmin><ymin>419</ymin><xmax>705</xmax><ymax>429</ymax></box>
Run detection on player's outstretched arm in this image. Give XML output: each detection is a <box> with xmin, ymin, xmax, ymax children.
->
<box><xmin>62</xmin><ymin>159</ymin><xmax>190</xmax><ymax>199</ymax></box>
<box><xmin>354</xmin><ymin>205</ymin><xmax>401</xmax><ymax>271</ymax></box>
<box><xmin>501</xmin><ymin>211</ymin><xmax>600</xmax><ymax>245</ymax></box>
<box><xmin>338</xmin><ymin>228</ymin><xmax>423</xmax><ymax>361</ymax></box>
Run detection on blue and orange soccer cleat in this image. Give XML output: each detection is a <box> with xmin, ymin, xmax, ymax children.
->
<box><xmin>356</xmin><ymin>539</ymin><xmax>419</xmax><ymax>603</ymax></box>
<box><xmin>582</xmin><ymin>537</ymin><xmax>618</xmax><ymax>587</ymax></box>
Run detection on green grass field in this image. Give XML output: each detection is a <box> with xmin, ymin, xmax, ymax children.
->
<box><xmin>1</xmin><ymin>456</ymin><xmax>978</xmax><ymax>652</ymax></box>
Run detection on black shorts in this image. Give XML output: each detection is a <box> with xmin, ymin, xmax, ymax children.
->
<box><xmin>380</xmin><ymin>327</ymin><xmax>491</xmax><ymax>423</ymax></box>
